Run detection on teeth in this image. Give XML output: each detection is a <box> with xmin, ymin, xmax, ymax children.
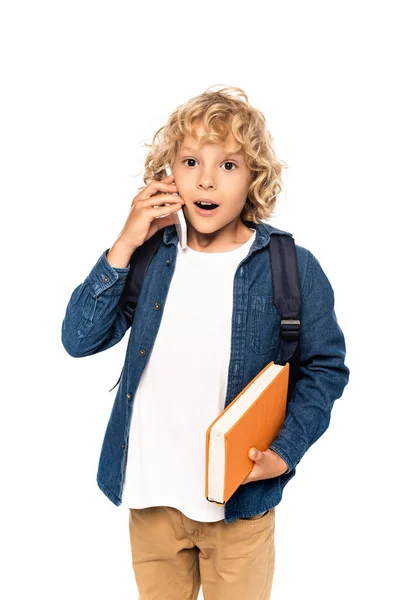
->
<box><xmin>199</xmin><ymin>202</ymin><xmax>212</xmax><ymax>205</ymax></box>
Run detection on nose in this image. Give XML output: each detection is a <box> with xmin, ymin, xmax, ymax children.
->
<box><xmin>197</xmin><ymin>165</ymin><xmax>216</xmax><ymax>190</ymax></box>
<box><xmin>198</xmin><ymin>179</ymin><xmax>215</xmax><ymax>191</ymax></box>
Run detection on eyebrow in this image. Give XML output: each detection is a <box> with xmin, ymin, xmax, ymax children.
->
<box><xmin>180</xmin><ymin>145</ymin><xmax>242</xmax><ymax>157</ymax></box>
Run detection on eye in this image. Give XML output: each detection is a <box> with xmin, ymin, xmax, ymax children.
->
<box><xmin>182</xmin><ymin>158</ymin><xmax>238</xmax><ymax>170</ymax></box>
<box><xmin>183</xmin><ymin>158</ymin><xmax>197</xmax><ymax>168</ymax></box>
<box><xmin>222</xmin><ymin>161</ymin><xmax>237</xmax><ymax>171</ymax></box>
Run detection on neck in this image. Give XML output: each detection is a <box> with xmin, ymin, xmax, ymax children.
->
<box><xmin>186</xmin><ymin>218</ymin><xmax>253</xmax><ymax>253</ymax></box>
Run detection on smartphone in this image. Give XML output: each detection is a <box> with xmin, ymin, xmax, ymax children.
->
<box><xmin>165</xmin><ymin>163</ymin><xmax>187</xmax><ymax>250</ymax></box>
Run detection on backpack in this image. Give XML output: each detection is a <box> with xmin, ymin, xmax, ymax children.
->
<box><xmin>111</xmin><ymin>227</ymin><xmax>301</xmax><ymax>404</ymax></box>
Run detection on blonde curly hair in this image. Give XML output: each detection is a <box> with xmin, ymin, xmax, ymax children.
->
<box><xmin>138</xmin><ymin>84</ymin><xmax>288</xmax><ymax>224</ymax></box>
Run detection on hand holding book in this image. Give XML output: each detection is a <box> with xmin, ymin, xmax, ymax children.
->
<box><xmin>205</xmin><ymin>362</ymin><xmax>290</xmax><ymax>505</ymax></box>
<box><xmin>240</xmin><ymin>448</ymin><xmax>289</xmax><ymax>485</ymax></box>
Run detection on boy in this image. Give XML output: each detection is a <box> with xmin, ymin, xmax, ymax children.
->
<box><xmin>62</xmin><ymin>85</ymin><xmax>350</xmax><ymax>600</ymax></box>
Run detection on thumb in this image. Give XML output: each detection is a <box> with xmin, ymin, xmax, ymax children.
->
<box><xmin>249</xmin><ymin>448</ymin><xmax>259</xmax><ymax>460</ymax></box>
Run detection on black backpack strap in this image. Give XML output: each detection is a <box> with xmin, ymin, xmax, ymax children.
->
<box><xmin>119</xmin><ymin>229</ymin><xmax>164</xmax><ymax>327</ymax></box>
<box><xmin>108</xmin><ymin>229</ymin><xmax>164</xmax><ymax>392</ymax></box>
<box><xmin>269</xmin><ymin>232</ymin><xmax>302</xmax><ymax>403</ymax></box>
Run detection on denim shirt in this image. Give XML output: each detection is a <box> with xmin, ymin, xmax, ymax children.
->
<box><xmin>61</xmin><ymin>221</ymin><xmax>350</xmax><ymax>524</ymax></box>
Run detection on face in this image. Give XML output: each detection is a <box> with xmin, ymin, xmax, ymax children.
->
<box><xmin>171</xmin><ymin>123</ymin><xmax>253</xmax><ymax>242</ymax></box>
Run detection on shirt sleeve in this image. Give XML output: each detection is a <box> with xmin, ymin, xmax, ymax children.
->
<box><xmin>61</xmin><ymin>249</ymin><xmax>131</xmax><ymax>357</ymax></box>
<box><xmin>269</xmin><ymin>250</ymin><xmax>350</xmax><ymax>473</ymax></box>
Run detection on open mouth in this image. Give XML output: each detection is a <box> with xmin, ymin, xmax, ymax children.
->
<box><xmin>194</xmin><ymin>201</ymin><xmax>219</xmax><ymax>211</ymax></box>
<box><xmin>193</xmin><ymin>202</ymin><xmax>220</xmax><ymax>217</ymax></box>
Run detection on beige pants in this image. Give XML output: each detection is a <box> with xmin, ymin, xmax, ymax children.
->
<box><xmin>128</xmin><ymin>505</ymin><xmax>276</xmax><ymax>599</ymax></box>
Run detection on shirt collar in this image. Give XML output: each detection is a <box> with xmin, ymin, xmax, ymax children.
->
<box><xmin>162</xmin><ymin>220</ymin><xmax>293</xmax><ymax>254</ymax></box>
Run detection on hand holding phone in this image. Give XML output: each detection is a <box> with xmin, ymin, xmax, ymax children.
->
<box><xmin>165</xmin><ymin>164</ymin><xmax>187</xmax><ymax>251</ymax></box>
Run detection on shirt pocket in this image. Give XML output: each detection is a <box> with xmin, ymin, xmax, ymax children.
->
<box><xmin>249</xmin><ymin>293</ymin><xmax>281</xmax><ymax>355</ymax></box>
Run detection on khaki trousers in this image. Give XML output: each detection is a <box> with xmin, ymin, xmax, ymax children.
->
<box><xmin>128</xmin><ymin>505</ymin><xmax>275</xmax><ymax>599</ymax></box>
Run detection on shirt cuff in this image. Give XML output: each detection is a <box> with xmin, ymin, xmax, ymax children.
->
<box><xmin>87</xmin><ymin>248</ymin><xmax>131</xmax><ymax>297</ymax></box>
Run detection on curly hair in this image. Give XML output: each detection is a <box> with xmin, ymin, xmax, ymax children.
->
<box><xmin>137</xmin><ymin>84</ymin><xmax>288</xmax><ymax>224</ymax></box>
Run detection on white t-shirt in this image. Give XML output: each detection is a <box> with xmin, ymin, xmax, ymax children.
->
<box><xmin>121</xmin><ymin>229</ymin><xmax>256</xmax><ymax>522</ymax></box>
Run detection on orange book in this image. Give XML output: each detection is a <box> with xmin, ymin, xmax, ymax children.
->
<box><xmin>205</xmin><ymin>361</ymin><xmax>289</xmax><ymax>505</ymax></box>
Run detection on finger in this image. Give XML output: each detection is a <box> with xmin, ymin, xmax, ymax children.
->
<box><xmin>133</xmin><ymin>182</ymin><xmax>174</xmax><ymax>205</ymax></box>
<box><xmin>153</xmin><ymin>200</ymin><xmax>184</xmax><ymax>219</ymax></box>
<box><xmin>147</xmin><ymin>193</ymin><xmax>183</xmax><ymax>208</ymax></box>
<box><xmin>143</xmin><ymin>179</ymin><xmax>176</xmax><ymax>199</ymax></box>
<box><xmin>134</xmin><ymin>188</ymin><xmax>179</xmax><ymax>210</ymax></box>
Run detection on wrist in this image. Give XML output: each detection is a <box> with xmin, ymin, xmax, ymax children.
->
<box><xmin>106</xmin><ymin>238</ymin><xmax>136</xmax><ymax>269</ymax></box>
<box><xmin>115</xmin><ymin>236</ymin><xmax>137</xmax><ymax>253</ymax></box>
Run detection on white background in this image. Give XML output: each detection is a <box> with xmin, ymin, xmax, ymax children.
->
<box><xmin>1</xmin><ymin>1</ymin><xmax>399</xmax><ymax>598</ymax></box>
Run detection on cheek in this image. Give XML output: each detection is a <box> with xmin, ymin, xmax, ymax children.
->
<box><xmin>174</xmin><ymin>173</ymin><xmax>192</xmax><ymax>193</ymax></box>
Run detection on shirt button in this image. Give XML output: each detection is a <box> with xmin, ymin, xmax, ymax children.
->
<box><xmin>155</xmin><ymin>302</ymin><xmax>161</xmax><ymax>310</ymax></box>
<box><xmin>103</xmin><ymin>275</ymin><xmax>110</xmax><ymax>283</ymax></box>
<box><xmin>165</xmin><ymin>259</ymin><xmax>170</xmax><ymax>266</ymax></box>
<box><xmin>121</xmin><ymin>444</ymin><xmax>125</xmax><ymax>449</ymax></box>
<box><xmin>127</xmin><ymin>392</ymin><xmax>132</xmax><ymax>399</ymax></box>
<box><xmin>139</xmin><ymin>349</ymin><xmax>146</xmax><ymax>356</ymax></box>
